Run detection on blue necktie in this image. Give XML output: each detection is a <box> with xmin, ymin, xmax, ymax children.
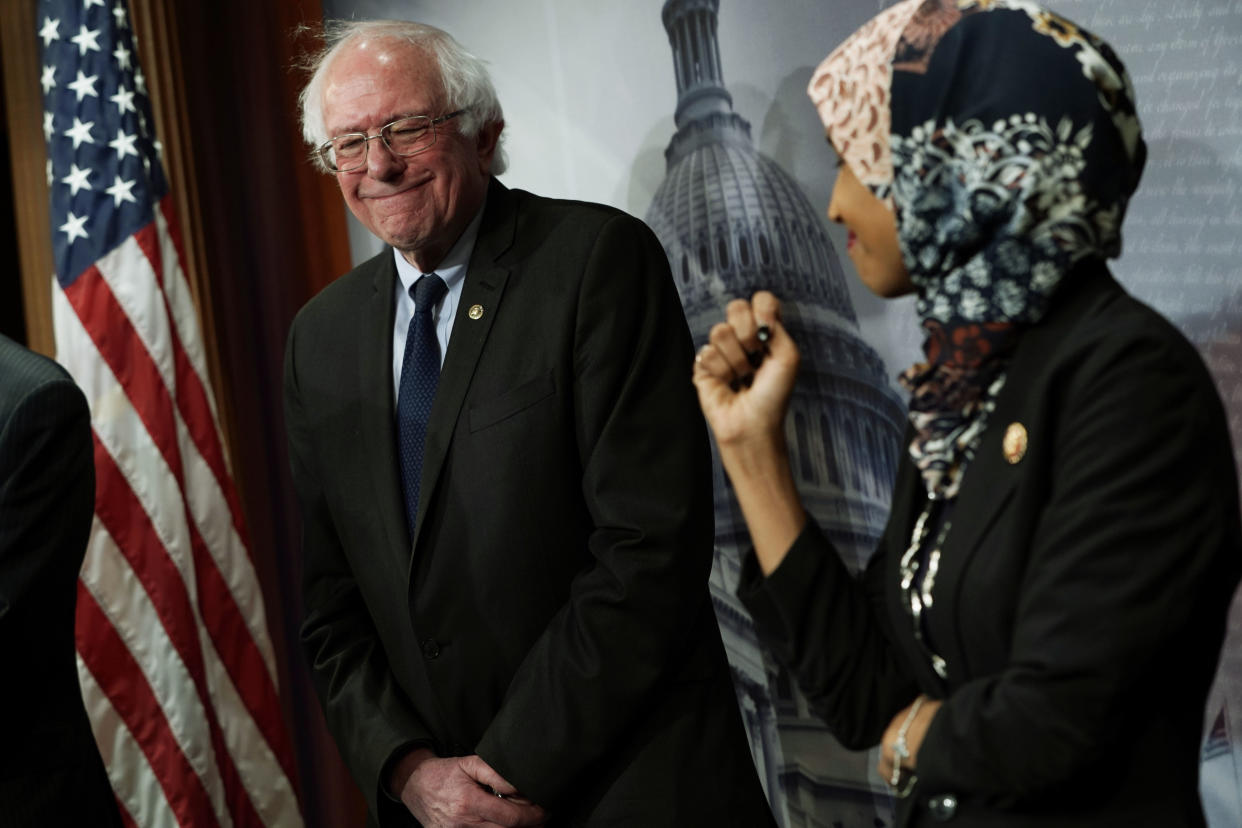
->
<box><xmin>397</xmin><ymin>274</ymin><xmax>448</xmax><ymax>536</ymax></box>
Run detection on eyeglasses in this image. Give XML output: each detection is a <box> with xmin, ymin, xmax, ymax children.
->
<box><xmin>316</xmin><ymin>109</ymin><xmax>468</xmax><ymax>172</ymax></box>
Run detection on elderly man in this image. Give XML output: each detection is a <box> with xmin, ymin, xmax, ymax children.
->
<box><xmin>285</xmin><ymin>19</ymin><xmax>774</xmax><ymax>828</ymax></box>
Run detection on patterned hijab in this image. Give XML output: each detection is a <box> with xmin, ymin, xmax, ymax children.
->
<box><xmin>809</xmin><ymin>0</ymin><xmax>1145</xmax><ymax>498</ymax></box>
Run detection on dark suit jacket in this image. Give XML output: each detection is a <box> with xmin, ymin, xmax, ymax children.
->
<box><xmin>740</xmin><ymin>264</ymin><xmax>1242</xmax><ymax>827</ymax></box>
<box><xmin>0</xmin><ymin>335</ymin><xmax>120</xmax><ymax>828</ymax></box>
<box><xmin>285</xmin><ymin>180</ymin><xmax>773</xmax><ymax>827</ymax></box>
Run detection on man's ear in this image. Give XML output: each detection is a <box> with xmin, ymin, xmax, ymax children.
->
<box><xmin>476</xmin><ymin>120</ymin><xmax>503</xmax><ymax>173</ymax></box>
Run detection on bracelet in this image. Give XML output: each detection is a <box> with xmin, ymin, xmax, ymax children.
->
<box><xmin>889</xmin><ymin>695</ymin><xmax>926</xmax><ymax>789</ymax></box>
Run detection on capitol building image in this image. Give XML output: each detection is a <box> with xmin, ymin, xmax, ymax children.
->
<box><xmin>645</xmin><ymin>1</ymin><xmax>907</xmax><ymax>825</ymax></box>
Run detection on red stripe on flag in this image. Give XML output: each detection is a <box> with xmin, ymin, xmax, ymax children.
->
<box><xmin>147</xmin><ymin>205</ymin><xmax>254</xmax><ymax>549</ymax></box>
<box><xmin>66</xmin><ymin>264</ymin><xmax>181</xmax><ymax>474</ymax></box>
<box><xmin>91</xmin><ymin>434</ymin><xmax>265</xmax><ymax>828</ymax></box>
<box><xmin>76</xmin><ymin>583</ymin><xmax>222</xmax><ymax>828</ymax></box>
<box><xmin>133</xmin><ymin>217</ymin><xmax>163</xmax><ymax>283</ymax></box>
<box><xmin>66</xmin><ymin>264</ymin><xmax>297</xmax><ymax>786</ymax></box>
<box><xmin>130</xmin><ymin>218</ymin><xmax>251</xmax><ymax>547</ymax></box>
<box><xmin>133</xmin><ymin>219</ymin><xmax>295</xmax><ymax>775</ymax></box>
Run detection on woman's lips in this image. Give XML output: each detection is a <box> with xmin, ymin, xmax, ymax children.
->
<box><xmin>847</xmin><ymin>231</ymin><xmax>856</xmax><ymax>250</ymax></box>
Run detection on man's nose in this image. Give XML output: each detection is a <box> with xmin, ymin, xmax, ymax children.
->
<box><xmin>365</xmin><ymin>135</ymin><xmax>404</xmax><ymax>179</ymax></box>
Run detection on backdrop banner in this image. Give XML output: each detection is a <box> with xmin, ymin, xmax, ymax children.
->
<box><xmin>324</xmin><ymin>2</ymin><xmax>1242</xmax><ymax>825</ymax></box>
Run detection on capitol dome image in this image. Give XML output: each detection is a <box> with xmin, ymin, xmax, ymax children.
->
<box><xmin>645</xmin><ymin>1</ymin><xmax>907</xmax><ymax>825</ymax></box>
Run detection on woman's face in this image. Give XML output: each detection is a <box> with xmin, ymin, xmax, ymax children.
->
<box><xmin>827</xmin><ymin>158</ymin><xmax>913</xmax><ymax>298</ymax></box>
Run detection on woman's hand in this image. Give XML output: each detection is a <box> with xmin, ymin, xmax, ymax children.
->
<box><xmin>878</xmin><ymin>696</ymin><xmax>942</xmax><ymax>792</ymax></box>
<box><xmin>692</xmin><ymin>291</ymin><xmax>806</xmax><ymax>574</ymax></box>
<box><xmin>692</xmin><ymin>292</ymin><xmax>799</xmax><ymax>449</ymax></box>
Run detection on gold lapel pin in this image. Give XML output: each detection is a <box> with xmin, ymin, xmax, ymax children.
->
<box><xmin>1002</xmin><ymin>422</ymin><xmax>1028</xmax><ymax>465</ymax></box>
<box><xmin>468</xmin><ymin>304</ymin><xmax>484</xmax><ymax>320</ymax></box>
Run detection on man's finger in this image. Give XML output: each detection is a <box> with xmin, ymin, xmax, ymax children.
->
<box><xmin>457</xmin><ymin>756</ymin><xmax>547</xmax><ymax>826</ymax></box>
<box><xmin>460</xmin><ymin>754</ymin><xmax>519</xmax><ymax>796</ymax></box>
<box><xmin>463</xmin><ymin>787</ymin><xmax>547</xmax><ymax>827</ymax></box>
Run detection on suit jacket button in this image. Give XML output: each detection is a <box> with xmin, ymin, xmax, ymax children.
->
<box><xmin>421</xmin><ymin>638</ymin><xmax>440</xmax><ymax>660</ymax></box>
<box><xmin>927</xmin><ymin>793</ymin><xmax>957</xmax><ymax>821</ymax></box>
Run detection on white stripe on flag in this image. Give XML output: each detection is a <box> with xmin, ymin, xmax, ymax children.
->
<box><xmin>55</xmin><ymin>283</ymin><xmax>300</xmax><ymax>825</ymax></box>
<box><xmin>93</xmin><ymin>233</ymin><xmax>177</xmax><ymax>396</ymax></box>
<box><xmin>153</xmin><ymin>205</ymin><xmax>220</xmax><ymax>424</ymax></box>
<box><xmin>54</xmin><ymin>285</ymin><xmax>201</xmax><ymax>597</ymax></box>
<box><xmin>79</xmin><ymin>522</ymin><xmax>235</xmax><ymax>828</ymax></box>
<box><xmin>201</xmin><ymin>632</ymin><xmax>303</xmax><ymax>827</ymax></box>
<box><xmin>77</xmin><ymin>654</ymin><xmax>177</xmax><ymax>828</ymax></box>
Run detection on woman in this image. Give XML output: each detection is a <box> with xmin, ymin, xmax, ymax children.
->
<box><xmin>692</xmin><ymin>1</ymin><xmax>1242</xmax><ymax>825</ymax></box>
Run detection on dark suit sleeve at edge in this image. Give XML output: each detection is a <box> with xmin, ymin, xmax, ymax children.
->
<box><xmin>283</xmin><ymin>318</ymin><xmax>433</xmax><ymax>822</ymax></box>
<box><xmin>0</xmin><ymin>376</ymin><xmax>94</xmax><ymax>615</ymax></box>
<box><xmin>473</xmin><ymin>213</ymin><xmax>718</xmax><ymax>806</ymax></box>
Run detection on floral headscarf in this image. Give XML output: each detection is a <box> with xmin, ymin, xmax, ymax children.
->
<box><xmin>810</xmin><ymin>0</ymin><xmax>1145</xmax><ymax>498</ymax></box>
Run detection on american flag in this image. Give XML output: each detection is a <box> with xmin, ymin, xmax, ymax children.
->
<box><xmin>39</xmin><ymin>1</ymin><xmax>303</xmax><ymax>825</ymax></box>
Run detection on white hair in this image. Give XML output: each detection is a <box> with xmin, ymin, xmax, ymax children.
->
<box><xmin>299</xmin><ymin>19</ymin><xmax>507</xmax><ymax>174</ymax></box>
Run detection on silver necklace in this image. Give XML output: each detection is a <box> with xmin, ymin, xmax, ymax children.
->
<box><xmin>899</xmin><ymin>498</ymin><xmax>951</xmax><ymax>679</ymax></box>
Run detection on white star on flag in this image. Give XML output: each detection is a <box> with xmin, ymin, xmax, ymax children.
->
<box><xmin>70</xmin><ymin>24</ymin><xmax>101</xmax><ymax>56</ymax></box>
<box><xmin>39</xmin><ymin>17</ymin><xmax>59</xmax><ymax>46</ymax></box>
<box><xmin>59</xmin><ymin>210</ymin><xmax>88</xmax><ymax>243</ymax></box>
<box><xmin>134</xmin><ymin>68</ymin><xmax>146</xmax><ymax>94</ymax></box>
<box><xmin>67</xmin><ymin>69</ymin><xmax>97</xmax><ymax>101</ymax></box>
<box><xmin>105</xmin><ymin>175</ymin><xmax>137</xmax><ymax>207</ymax></box>
<box><xmin>112</xmin><ymin>41</ymin><xmax>131</xmax><ymax>70</ymax></box>
<box><xmin>112</xmin><ymin>5</ymin><xmax>127</xmax><ymax>27</ymax></box>
<box><xmin>45</xmin><ymin>159</ymin><xmax>53</xmax><ymax>187</ymax></box>
<box><xmin>110</xmin><ymin>85</ymin><xmax>136</xmax><ymax>115</ymax></box>
<box><xmin>62</xmin><ymin>163</ymin><xmax>92</xmax><ymax>196</ymax></box>
<box><xmin>43</xmin><ymin>111</ymin><xmax>55</xmax><ymax>141</ymax></box>
<box><xmin>64</xmin><ymin>116</ymin><xmax>95</xmax><ymax>148</ymax></box>
<box><xmin>41</xmin><ymin>65</ymin><xmax>57</xmax><ymax>93</ymax></box>
<box><xmin>108</xmin><ymin>129</ymin><xmax>138</xmax><ymax>161</ymax></box>
<box><xmin>84</xmin><ymin>0</ymin><xmax>104</xmax><ymax>8</ymax></box>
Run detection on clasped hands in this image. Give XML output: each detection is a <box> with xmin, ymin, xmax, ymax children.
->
<box><xmin>390</xmin><ymin>748</ymin><xmax>547</xmax><ymax>827</ymax></box>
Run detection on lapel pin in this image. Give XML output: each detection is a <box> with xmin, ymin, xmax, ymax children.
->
<box><xmin>468</xmin><ymin>304</ymin><xmax>484</xmax><ymax>320</ymax></box>
<box><xmin>1002</xmin><ymin>422</ymin><xmax>1028</xmax><ymax>464</ymax></box>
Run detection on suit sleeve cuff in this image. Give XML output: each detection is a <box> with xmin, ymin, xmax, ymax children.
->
<box><xmin>376</xmin><ymin>740</ymin><xmax>435</xmax><ymax>815</ymax></box>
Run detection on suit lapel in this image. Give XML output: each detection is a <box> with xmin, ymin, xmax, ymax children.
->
<box><xmin>929</xmin><ymin>269</ymin><xmax>1113</xmax><ymax>677</ymax></box>
<box><xmin>937</xmin><ymin>386</ymin><xmax>1026</xmax><ymax>578</ymax></box>
<box><xmin>412</xmin><ymin>180</ymin><xmax>517</xmax><ymax>550</ymax></box>
<box><xmin>356</xmin><ymin>253</ymin><xmax>411</xmax><ymax>554</ymax></box>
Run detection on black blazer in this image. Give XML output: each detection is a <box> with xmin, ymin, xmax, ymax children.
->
<box><xmin>285</xmin><ymin>180</ymin><xmax>773</xmax><ymax>827</ymax></box>
<box><xmin>740</xmin><ymin>266</ymin><xmax>1242</xmax><ymax>827</ymax></box>
<box><xmin>0</xmin><ymin>335</ymin><xmax>120</xmax><ymax>828</ymax></box>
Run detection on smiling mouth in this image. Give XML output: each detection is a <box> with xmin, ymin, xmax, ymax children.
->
<box><xmin>362</xmin><ymin>175</ymin><xmax>432</xmax><ymax>200</ymax></box>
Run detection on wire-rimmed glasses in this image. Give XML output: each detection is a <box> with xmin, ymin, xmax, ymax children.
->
<box><xmin>316</xmin><ymin>109</ymin><xmax>468</xmax><ymax>172</ymax></box>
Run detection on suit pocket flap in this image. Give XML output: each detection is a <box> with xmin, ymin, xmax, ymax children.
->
<box><xmin>468</xmin><ymin>373</ymin><xmax>557</xmax><ymax>432</ymax></box>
